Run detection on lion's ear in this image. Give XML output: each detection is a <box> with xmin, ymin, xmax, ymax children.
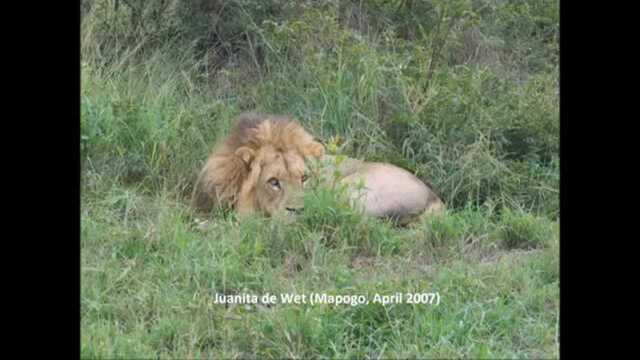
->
<box><xmin>304</xmin><ymin>141</ymin><xmax>325</xmax><ymax>159</ymax></box>
<box><xmin>235</xmin><ymin>146</ymin><xmax>256</xmax><ymax>164</ymax></box>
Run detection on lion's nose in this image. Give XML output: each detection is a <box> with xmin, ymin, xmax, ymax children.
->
<box><xmin>286</xmin><ymin>207</ymin><xmax>304</xmax><ymax>214</ymax></box>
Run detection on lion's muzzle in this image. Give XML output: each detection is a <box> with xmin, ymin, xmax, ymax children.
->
<box><xmin>285</xmin><ymin>207</ymin><xmax>304</xmax><ymax>215</ymax></box>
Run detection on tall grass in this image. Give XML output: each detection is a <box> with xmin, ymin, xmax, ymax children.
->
<box><xmin>82</xmin><ymin>0</ymin><xmax>558</xmax><ymax>217</ymax></box>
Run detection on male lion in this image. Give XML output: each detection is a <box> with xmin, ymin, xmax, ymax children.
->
<box><xmin>192</xmin><ymin>112</ymin><xmax>444</xmax><ymax>224</ymax></box>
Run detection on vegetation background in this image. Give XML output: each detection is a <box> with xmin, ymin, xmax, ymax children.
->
<box><xmin>81</xmin><ymin>0</ymin><xmax>559</xmax><ymax>358</ymax></box>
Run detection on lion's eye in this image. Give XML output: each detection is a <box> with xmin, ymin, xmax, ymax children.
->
<box><xmin>301</xmin><ymin>174</ymin><xmax>308</xmax><ymax>183</ymax></box>
<box><xmin>268</xmin><ymin>178</ymin><xmax>281</xmax><ymax>189</ymax></box>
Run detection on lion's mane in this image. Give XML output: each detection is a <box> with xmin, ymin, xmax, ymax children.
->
<box><xmin>191</xmin><ymin>112</ymin><xmax>323</xmax><ymax>212</ymax></box>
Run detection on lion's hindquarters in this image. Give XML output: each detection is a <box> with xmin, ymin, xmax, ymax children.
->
<box><xmin>343</xmin><ymin>163</ymin><xmax>442</xmax><ymax>223</ymax></box>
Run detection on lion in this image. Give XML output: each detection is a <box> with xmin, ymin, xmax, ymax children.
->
<box><xmin>191</xmin><ymin>112</ymin><xmax>444</xmax><ymax>224</ymax></box>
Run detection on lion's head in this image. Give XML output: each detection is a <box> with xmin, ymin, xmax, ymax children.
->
<box><xmin>192</xmin><ymin>113</ymin><xmax>325</xmax><ymax>218</ymax></box>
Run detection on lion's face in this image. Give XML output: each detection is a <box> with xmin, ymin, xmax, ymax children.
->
<box><xmin>192</xmin><ymin>113</ymin><xmax>325</xmax><ymax>218</ymax></box>
<box><xmin>236</xmin><ymin>143</ymin><xmax>322</xmax><ymax>218</ymax></box>
<box><xmin>252</xmin><ymin>147</ymin><xmax>307</xmax><ymax>217</ymax></box>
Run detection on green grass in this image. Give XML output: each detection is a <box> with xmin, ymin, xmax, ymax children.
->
<box><xmin>82</xmin><ymin>0</ymin><xmax>559</xmax><ymax>358</ymax></box>
<box><xmin>82</xmin><ymin>182</ymin><xmax>558</xmax><ymax>358</ymax></box>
